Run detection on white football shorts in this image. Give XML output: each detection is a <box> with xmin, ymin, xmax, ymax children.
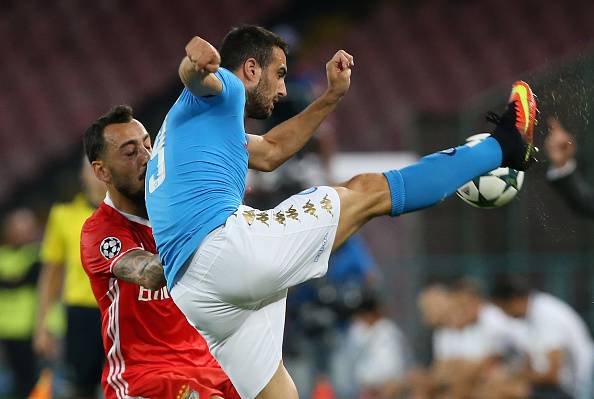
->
<box><xmin>170</xmin><ymin>186</ymin><xmax>341</xmax><ymax>399</ymax></box>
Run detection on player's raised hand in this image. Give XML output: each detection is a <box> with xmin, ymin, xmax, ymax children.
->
<box><xmin>185</xmin><ymin>36</ymin><xmax>220</xmax><ymax>74</ymax></box>
<box><xmin>326</xmin><ymin>50</ymin><xmax>354</xmax><ymax>100</ymax></box>
<box><xmin>545</xmin><ymin>117</ymin><xmax>577</xmax><ymax>168</ymax></box>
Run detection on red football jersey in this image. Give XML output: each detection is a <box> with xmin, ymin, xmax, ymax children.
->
<box><xmin>81</xmin><ymin>198</ymin><xmax>237</xmax><ymax>399</ymax></box>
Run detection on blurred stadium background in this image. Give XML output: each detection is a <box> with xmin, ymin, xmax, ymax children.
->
<box><xmin>1</xmin><ymin>0</ymin><xmax>594</xmax><ymax>397</ymax></box>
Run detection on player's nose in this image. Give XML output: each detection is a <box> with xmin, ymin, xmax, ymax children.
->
<box><xmin>139</xmin><ymin>146</ymin><xmax>150</xmax><ymax>164</ymax></box>
<box><xmin>278</xmin><ymin>80</ymin><xmax>287</xmax><ymax>98</ymax></box>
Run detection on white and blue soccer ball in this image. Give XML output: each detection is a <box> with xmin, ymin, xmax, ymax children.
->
<box><xmin>456</xmin><ymin>133</ymin><xmax>524</xmax><ymax>209</ymax></box>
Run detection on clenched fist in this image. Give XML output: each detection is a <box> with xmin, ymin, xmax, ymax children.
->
<box><xmin>545</xmin><ymin>117</ymin><xmax>577</xmax><ymax>168</ymax></box>
<box><xmin>185</xmin><ymin>36</ymin><xmax>221</xmax><ymax>74</ymax></box>
<box><xmin>326</xmin><ymin>50</ymin><xmax>354</xmax><ymax>100</ymax></box>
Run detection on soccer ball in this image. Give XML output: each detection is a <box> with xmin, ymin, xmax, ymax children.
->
<box><xmin>456</xmin><ymin>134</ymin><xmax>524</xmax><ymax>209</ymax></box>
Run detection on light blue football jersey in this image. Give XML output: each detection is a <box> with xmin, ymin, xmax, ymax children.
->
<box><xmin>146</xmin><ymin>68</ymin><xmax>248</xmax><ymax>289</ymax></box>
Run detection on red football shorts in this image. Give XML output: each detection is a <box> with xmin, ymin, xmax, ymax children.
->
<box><xmin>126</xmin><ymin>366</ymin><xmax>240</xmax><ymax>399</ymax></box>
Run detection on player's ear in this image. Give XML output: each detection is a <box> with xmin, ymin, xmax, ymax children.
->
<box><xmin>91</xmin><ymin>160</ymin><xmax>111</xmax><ymax>184</ymax></box>
<box><xmin>242</xmin><ymin>58</ymin><xmax>261</xmax><ymax>84</ymax></box>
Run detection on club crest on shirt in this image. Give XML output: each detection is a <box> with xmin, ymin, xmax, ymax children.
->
<box><xmin>99</xmin><ymin>237</ymin><xmax>122</xmax><ymax>260</ymax></box>
<box><xmin>177</xmin><ymin>384</ymin><xmax>199</xmax><ymax>399</ymax></box>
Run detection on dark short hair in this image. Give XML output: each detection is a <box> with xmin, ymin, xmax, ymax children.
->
<box><xmin>357</xmin><ymin>289</ymin><xmax>381</xmax><ymax>313</ymax></box>
<box><xmin>220</xmin><ymin>25</ymin><xmax>289</xmax><ymax>72</ymax></box>
<box><xmin>84</xmin><ymin>105</ymin><xmax>134</xmax><ymax>162</ymax></box>
<box><xmin>490</xmin><ymin>275</ymin><xmax>531</xmax><ymax>301</ymax></box>
<box><xmin>451</xmin><ymin>277</ymin><xmax>485</xmax><ymax>298</ymax></box>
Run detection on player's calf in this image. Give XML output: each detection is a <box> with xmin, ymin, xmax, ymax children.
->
<box><xmin>334</xmin><ymin>82</ymin><xmax>537</xmax><ymax>245</ymax></box>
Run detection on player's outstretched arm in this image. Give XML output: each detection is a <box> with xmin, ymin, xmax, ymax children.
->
<box><xmin>545</xmin><ymin>117</ymin><xmax>576</xmax><ymax>170</ymax></box>
<box><xmin>545</xmin><ymin>118</ymin><xmax>594</xmax><ymax>217</ymax></box>
<box><xmin>179</xmin><ymin>36</ymin><xmax>223</xmax><ymax>97</ymax></box>
<box><xmin>112</xmin><ymin>249</ymin><xmax>166</xmax><ymax>290</ymax></box>
<box><xmin>248</xmin><ymin>50</ymin><xmax>353</xmax><ymax>172</ymax></box>
<box><xmin>33</xmin><ymin>261</ymin><xmax>64</xmax><ymax>358</ymax></box>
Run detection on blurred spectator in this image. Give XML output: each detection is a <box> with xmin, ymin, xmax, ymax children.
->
<box><xmin>0</xmin><ymin>208</ymin><xmax>41</xmax><ymax>397</ymax></box>
<box><xmin>34</xmin><ymin>160</ymin><xmax>105</xmax><ymax>398</ymax></box>
<box><xmin>544</xmin><ymin>117</ymin><xmax>594</xmax><ymax>217</ymax></box>
<box><xmin>491</xmin><ymin>275</ymin><xmax>594</xmax><ymax>399</ymax></box>
<box><xmin>449</xmin><ymin>278</ymin><xmax>530</xmax><ymax>399</ymax></box>
<box><xmin>417</xmin><ymin>283</ymin><xmax>454</xmax><ymax>330</ymax></box>
<box><xmin>343</xmin><ymin>289</ymin><xmax>411</xmax><ymax>399</ymax></box>
<box><xmin>449</xmin><ymin>278</ymin><xmax>526</xmax><ymax>366</ymax></box>
<box><xmin>408</xmin><ymin>283</ymin><xmax>457</xmax><ymax>398</ymax></box>
<box><xmin>411</xmin><ymin>280</ymin><xmax>530</xmax><ymax>399</ymax></box>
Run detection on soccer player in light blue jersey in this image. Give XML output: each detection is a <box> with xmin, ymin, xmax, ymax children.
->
<box><xmin>145</xmin><ymin>25</ymin><xmax>537</xmax><ymax>399</ymax></box>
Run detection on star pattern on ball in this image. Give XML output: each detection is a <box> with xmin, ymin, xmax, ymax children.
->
<box><xmin>501</xmin><ymin>168</ymin><xmax>520</xmax><ymax>190</ymax></box>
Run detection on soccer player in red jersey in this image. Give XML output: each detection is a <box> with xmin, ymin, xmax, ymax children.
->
<box><xmin>80</xmin><ymin>105</ymin><xmax>239</xmax><ymax>399</ymax></box>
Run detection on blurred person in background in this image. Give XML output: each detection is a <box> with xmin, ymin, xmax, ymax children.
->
<box><xmin>448</xmin><ymin>278</ymin><xmax>529</xmax><ymax>399</ymax></box>
<box><xmin>34</xmin><ymin>159</ymin><xmax>105</xmax><ymax>398</ymax></box>
<box><xmin>342</xmin><ymin>289</ymin><xmax>411</xmax><ymax>399</ymax></box>
<box><xmin>491</xmin><ymin>275</ymin><xmax>594</xmax><ymax>399</ymax></box>
<box><xmin>0</xmin><ymin>208</ymin><xmax>41</xmax><ymax>398</ymax></box>
<box><xmin>544</xmin><ymin>117</ymin><xmax>594</xmax><ymax>217</ymax></box>
<box><xmin>410</xmin><ymin>280</ymin><xmax>529</xmax><ymax>399</ymax></box>
<box><xmin>407</xmin><ymin>283</ymin><xmax>456</xmax><ymax>398</ymax></box>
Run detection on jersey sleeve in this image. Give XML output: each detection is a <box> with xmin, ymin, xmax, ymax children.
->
<box><xmin>177</xmin><ymin>67</ymin><xmax>245</xmax><ymax>116</ymax></box>
<box><xmin>40</xmin><ymin>205</ymin><xmax>66</xmax><ymax>264</ymax></box>
<box><xmin>533</xmin><ymin>311</ymin><xmax>565</xmax><ymax>352</ymax></box>
<box><xmin>432</xmin><ymin>329</ymin><xmax>450</xmax><ymax>361</ymax></box>
<box><xmin>80</xmin><ymin>220</ymin><xmax>144</xmax><ymax>278</ymax></box>
<box><xmin>480</xmin><ymin>307</ymin><xmax>512</xmax><ymax>356</ymax></box>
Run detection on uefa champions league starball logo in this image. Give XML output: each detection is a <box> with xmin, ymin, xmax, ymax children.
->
<box><xmin>100</xmin><ymin>237</ymin><xmax>122</xmax><ymax>260</ymax></box>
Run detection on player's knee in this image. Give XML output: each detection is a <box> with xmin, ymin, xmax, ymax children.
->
<box><xmin>341</xmin><ymin>173</ymin><xmax>388</xmax><ymax>193</ymax></box>
<box><xmin>335</xmin><ymin>177</ymin><xmax>391</xmax><ymax>218</ymax></box>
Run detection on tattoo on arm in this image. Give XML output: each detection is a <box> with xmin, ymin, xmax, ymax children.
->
<box><xmin>112</xmin><ymin>249</ymin><xmax>166</xmax><ymax>290</ymax></box>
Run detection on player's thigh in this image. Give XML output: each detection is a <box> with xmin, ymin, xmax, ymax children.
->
<box><xmin>204</xmin><ymin>186</ymin><xmax>341</xmax><ymax>303</ymax></box>
<box><xmin>172</xmin><ymin>281</ymin><xmax>287</xmax><ymax>399</ymax></box>
<box><xmin>256</xmin><ymin>361</ymin><xmax>299</xmax><ymax>399</ymax></box>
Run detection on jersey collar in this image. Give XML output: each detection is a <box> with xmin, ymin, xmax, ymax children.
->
<box><xmin>104</xmin><ymin>193</ymin><xmax>151</xmax><ymax>227</ymax></box>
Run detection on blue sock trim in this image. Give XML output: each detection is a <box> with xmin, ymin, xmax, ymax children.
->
<box><xmin>383</xmin><ymin>169</ymin><xmax>406</xmax><ymax>217</ymax></box>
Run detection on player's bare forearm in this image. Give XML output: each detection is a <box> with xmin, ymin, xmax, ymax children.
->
<box><xmin>248</xmin><ymin>49</ymin><xmax>353</xmax><ymax>172</ymax></box>
<box><xmin>248</xmin><ymin>91</ymin><xmax>340</xmax><ymax>171</ymax></box>
<box><xmin>521</xmin><ymin>350</ymin><xmax>562</xmax><ymax>385</ymax></box>
<box><xmin>179</xmin><ymin>57</ymin><xmax>222</xmax><ymax>97</ymax></box>
<box><xmin>35</xmin><ymin>262</ymin><xmax>64</xmax><ymax>330</ymax></box>
<box><xmin>179</xmin><ymin>36</ymin><xmax>222</xmax><ymax>97</ymax></box>
<box><xmin>112</xmin><ymin>249</ymin><xmax>166</xmax><ymax>290</ymax></box>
